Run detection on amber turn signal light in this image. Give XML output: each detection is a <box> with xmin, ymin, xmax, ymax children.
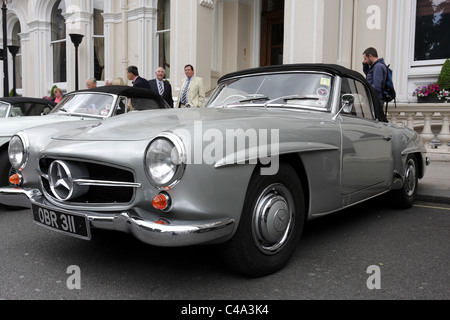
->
<box><xmin>152</xmin><ymin>193</ymin><xmax>170</xmax><ymax>210</ymax></box>
<box><xmin>9</xmin><ymin>173</ymin><xmax>22</xmax><ymax>185</ymax></box>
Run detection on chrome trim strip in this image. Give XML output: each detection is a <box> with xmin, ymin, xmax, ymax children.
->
<box><xmin>73</xmin><ymin>179</ymin><xmax>141</xmax><ymax>188</ymax></box>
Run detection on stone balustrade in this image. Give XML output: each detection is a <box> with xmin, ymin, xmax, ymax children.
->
<box><xmin>387</xmin><ymin>103</ymin><xmax>450</xmax><ymax>159</ymax></box>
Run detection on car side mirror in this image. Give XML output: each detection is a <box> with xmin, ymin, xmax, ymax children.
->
<box><xmin>333</xmin><ymin>94</ymin><xmax>354</xmax><ymax>121</ymax></box>
<box><xmin>341</xmin><ymin>94</ymin><xmax>354</xmax><ymax>113</ymax></box>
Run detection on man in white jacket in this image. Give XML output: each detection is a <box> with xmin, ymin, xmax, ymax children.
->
<box><xmin>177</xmin><ymin>64</ymin><xmax>205</xmax><ymax>108</ymax></box>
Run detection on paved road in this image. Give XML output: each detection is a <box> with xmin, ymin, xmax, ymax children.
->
<box><xmin>1</xmin><ymin>197</ymin><xmax>449</xmax><ymax>304</ymax></box>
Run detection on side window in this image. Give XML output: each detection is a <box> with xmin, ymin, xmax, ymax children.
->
<box><xmin>353</xmin><ymin>80</ymin><xmax>374</xmax><ymax>120</ymax></box>
<box><xmin>11</xmin><ymin>106</ymin><xmax>24</xmax><ymax>117</ymax></box>
<box><xmin>115</xmin><ymin>97</ymin><xmax>127</xmax><ymax>115</ymax></box>
<box><xmin>340</xmin><ymin>78</ymin><xmax>356</xmax><ymax>116</ymax></box>
<box><xmin>23</xmin><ymin>103</ymin><xmax>34</xmax><ymax>116</ymax></box>
<box><xmin>28</xmin><ymin>103</ymin><xmax>51</xmax><ymax>116</ymax></box>
<box><xmin>42</xmin><ymin>104</ymin><xmax>53</xmax><ymax>115</ymax></box>
<box><xmin>340</xmin><ymin>77</ymin><xmax>374</xmax><ymax>120</ymax></box>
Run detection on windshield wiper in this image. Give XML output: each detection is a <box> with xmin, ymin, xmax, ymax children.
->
<box><xmin>58</xmin><ymin>108</ymin><xmax>73</xmax><ymax>115</ymax></box>
<box><xmin>283</xmin><ymin>96</ymin><xmax>319</xmax><ymax>101</ymax></box>
<box><xmin>263</xmin><ymin>95</ymin><xmax>300</xmax><ymax>108</ymax></box>
<box><xmin>238</xmin><ymin>96</ymin><xmax>270</xmax><ymax>103</ymax></box>
<box><xmin>223</xmin><ymin>95</ymin><xmax>270</xmax><ymax>108</ymax></box>
<box><xmin>262</xmin><ymin>95</ymin><xmax>326</xmax><ymax>111</ymax></box>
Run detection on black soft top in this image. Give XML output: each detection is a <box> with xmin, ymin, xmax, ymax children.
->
<box><xmin>71</xmin><ymin>85</ymin><xmax>169</xmax><ymax>109</ymax></box>
<box><xmin>0</xmin><ymin>97</ymin><xmax>57</xmax><ymax>106</ymax></box>
<box><xmin>219</xmin><ymin>63</ymin><xmax>367</xmax><ymax>83</ymax></box>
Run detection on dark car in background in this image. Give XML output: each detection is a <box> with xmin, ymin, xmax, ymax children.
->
<box><xmin>0</xmin><ymin>97</ymin><xmax>56</xmax><ymax>118</ymax></box>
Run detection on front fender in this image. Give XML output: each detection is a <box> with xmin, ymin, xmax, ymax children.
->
<box><xmin>392</xmin><ymin>128</ymin><xmax>427</xmax><ymax>180</ymax></box>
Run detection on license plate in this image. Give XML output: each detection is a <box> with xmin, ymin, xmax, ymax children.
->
<box><xmin>32</xmin><ymin>203</ymin><xmax>91</xmax><ymax>240</ymax></box>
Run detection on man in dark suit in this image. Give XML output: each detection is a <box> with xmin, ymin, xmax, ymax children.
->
<box><xmin>126</xmin><ymin>66</ymin><xmax>151</xmax><ymax>90</ymax></box>
<box><xmin>149</xmin><ymin>67</ymin><xmax>174</xmax><ymax>107</ymax></box>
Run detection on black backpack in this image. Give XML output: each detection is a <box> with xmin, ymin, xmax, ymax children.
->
<box><xmin>382</xmin><ymin>64</ymin><xmax>396</xmax><ymax>114</ymax></box>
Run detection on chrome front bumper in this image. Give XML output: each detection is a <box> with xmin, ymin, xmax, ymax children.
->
<box><xmin>0</xmin><ymin>186</ymin><xmax>235</xmax><ymax>247</ymax></box>
<box><xmin>0</xmin><ymin>187</ymin><xmax>37</xmax><ymax>208</ymax></box>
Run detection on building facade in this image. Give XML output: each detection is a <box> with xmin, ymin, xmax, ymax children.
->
<box><xmin>1</xmin><ymin>0</ymin><xmax>449</xmax><ymax>103</ymax></box>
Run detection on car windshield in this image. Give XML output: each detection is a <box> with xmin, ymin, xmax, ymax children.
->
<box><xmin>50</xmin><ymin>93</ymin><xmax>116</xmax><ymax>118</ymax></box>
<box><xmin>0</xmin><ymin>102</ymin><xmax>9</xmax><ymax>118</ymax></box>
<box><xmin>206</xmin><ymin>72</ymin><xmax>334</xmax><ymax>111</ymax></box>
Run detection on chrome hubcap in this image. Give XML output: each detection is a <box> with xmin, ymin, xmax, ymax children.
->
<box><xmin>253</xmin><ymin>184</ymin><xmax>294</xmax><ymax>254</ymax></box>
<box><xmin>404</xmin><ymin>158</ymin><xmax>417</xmax><ymax>197</ymax></box>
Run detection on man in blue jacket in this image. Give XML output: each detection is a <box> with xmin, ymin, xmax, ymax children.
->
<box><xmin>362</xmin><ymin>47</ymin><xmax>387</xmax><ymax>101</ymax></box>
<box><xmin>362</xmin><ymin>47</ymin><xmax>388</xmax><ymax>120</ymax></box>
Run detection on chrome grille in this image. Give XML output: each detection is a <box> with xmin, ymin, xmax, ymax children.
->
<box><xmin>39</xmin><ymin>157</ymin><xmax>139</xmax><ymax>205</ymax></box>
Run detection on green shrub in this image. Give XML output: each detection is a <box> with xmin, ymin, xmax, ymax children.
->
<box><xmin>437</xmin><ymin>58</ymin><xmax>450</xmax><ymax>91</ymax></box>
<box><xmin>50</xmin><ymin>85</ymin><xmax>58</xmax><ymax>98</ymax></box>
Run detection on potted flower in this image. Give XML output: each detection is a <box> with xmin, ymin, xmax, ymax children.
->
<box><xmin>43</xmin><ymin>85</ymin><xmax>58</xmax><ymax>101</ymax></box>
<box><xmin>438</xmin><ymin>89</ymin><xmax>450</xmax><ymax>103</ymax></box>
<box><xmin>413</xmin><ymin>83</ymin><xmax>442</xmax><ymax>103</ymax></box>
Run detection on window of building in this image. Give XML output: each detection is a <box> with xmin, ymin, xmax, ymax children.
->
<box><xmin>156</xmin><ymin>0</ymin><xmax>170</xmax><ymax>79</ymax></box>
<box><xmin>261</xmin><ymin>0</ymin><xmax>285</xmax><ymax>66</ymax></box>
<box><xmin>262</xmin><ymin>0</ymin><xmax>285</xmax><ymax>12</ymax></box>
<box><xmin>93</xmin><ymin>0</ymin><xmax>104</xmax><ymax>81</ymax></box>
<box><xmin>51</xmin><ymin>0</ymin><xmax>66</xmax><ymax>83</ymax></box>
<box><xmin>415</xmin><ymin>0</ymin><xmax>450</xmax><ymax>62</ymax></box>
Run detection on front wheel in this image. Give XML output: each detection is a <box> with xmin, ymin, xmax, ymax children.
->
<box><xmin>390</xmin><ymin>154</ymin><xmax>418</xmax><ymax>209</ymax></box>
<box><xmin>221</xmin><ymin>164</ymin><xmax>305</xmax><ymax>277</ymax></box>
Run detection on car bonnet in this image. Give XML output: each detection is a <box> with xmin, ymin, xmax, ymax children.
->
<box><xmin>50</xmin><ymin>108</ymin><xmax>323</xmax><ymax>142</ymax></box>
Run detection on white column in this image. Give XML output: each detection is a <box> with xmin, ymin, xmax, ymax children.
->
<box><xmin>171</xmin><ymin>0</ymin><xmax>213</xmax><ymax>99</ymax></box>
<box><xmin>27</xmin><ymin>20</ymin><xmax>52</xmax><ymax>97</ymax></box>
<box><xmin>437</xmin><ymin>112</ymin><xmax>450</xmax><ymax>149</ymax></box>
<box><xmin>421</xmin><ymin>112</ymin><xmax>435</xmax><ymax>144</ymax></box>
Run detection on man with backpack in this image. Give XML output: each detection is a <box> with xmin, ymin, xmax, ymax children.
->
<box><xmin>362</xmin><ymin>47</ymin><xmax>395</xmax><ymax>121</ymax></box>
<box><xmin>362</xmin><ymin>47</ymin><xmax>387</xmax><ymax>101</ymax></box>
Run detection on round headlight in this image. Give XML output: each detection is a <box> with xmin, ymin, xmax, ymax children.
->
<box><xmin>145</xmin><ymin>133</ymin><xmax>186</xmax><ymax>188</ymax></box>
<box><xmin>9</xmin><ymin>134</ymin><xmax>29</xmax><ymax>170</ymax></box>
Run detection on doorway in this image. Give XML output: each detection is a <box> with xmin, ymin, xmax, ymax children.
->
<box><xmin>260</xmin><ymin>1</ymin><xmax>285</xmax><ymax>66</ymax></box>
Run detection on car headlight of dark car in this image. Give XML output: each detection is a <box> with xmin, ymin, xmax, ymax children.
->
<box><xmin>9</xmin><ymin>133</ymin><xmax>29</xmax><ymax>171</ymax></box>
<box><xmin>145</xmin><ymin>133</ymin><xmax>186</xmax><ymax>189</ymax></box>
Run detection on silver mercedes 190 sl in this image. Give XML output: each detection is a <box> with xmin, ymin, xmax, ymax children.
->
<box><xmin>0</xmin><ymin>64</ymin><xmax>428</xmax><ymax>277</ymax></box>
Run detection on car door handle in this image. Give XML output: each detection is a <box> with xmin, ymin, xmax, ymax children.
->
<box><xmin>383</xmin><ymin>136</ymin><xmax>392</xmax><ymax>141</ymax></box>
